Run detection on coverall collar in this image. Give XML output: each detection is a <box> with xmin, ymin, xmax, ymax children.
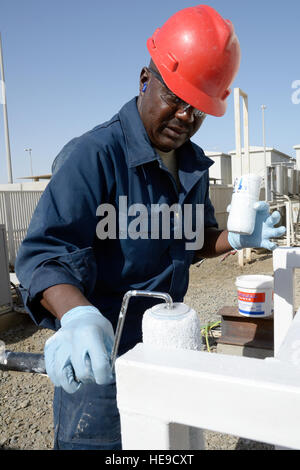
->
<box><xmin>119</xmin><ymin>97</ymin><xmax>158</xmax><ymax>168</ymax></box>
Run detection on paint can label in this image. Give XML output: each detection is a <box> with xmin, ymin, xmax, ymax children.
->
<box><xmin>238</xmin><ymin>290</ymin><xmax>266</xmax><ymax>316</ymax></box>
<box><xmin>234</xmin><ymin>177</ymin><xmax>248</xmax><ymax>193</ymax></box>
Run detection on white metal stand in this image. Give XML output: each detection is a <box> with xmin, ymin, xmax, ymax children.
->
<box><xmin>234</xmin><ymin>88</ymin><xmax>252</xmax><ymax>267</ymax></box>
<box><xmin>116</xmin><ymin>247</ymin><xmax>300</xmax><ymax>450</ymax></box>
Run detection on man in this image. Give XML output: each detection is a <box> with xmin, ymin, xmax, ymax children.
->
<box><xmin>15</xmin><ymin>5</ymin><xmax>285</xmax><ymax>450</ymax></box>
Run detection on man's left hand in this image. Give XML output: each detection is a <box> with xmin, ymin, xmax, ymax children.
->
<box><xmin>228</xmin><ymin>201</ymin><xmax>286</xmax><ymax>251</ymax></box>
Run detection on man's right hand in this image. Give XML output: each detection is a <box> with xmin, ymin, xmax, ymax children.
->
<box><xmin>44</xmin><ymin>306</ymin><xmax>115</xmax><ymax>393</ymax></box>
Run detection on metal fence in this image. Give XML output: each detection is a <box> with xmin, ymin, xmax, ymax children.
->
<box><xmin>0</xmin><ymin>191</ymin><xmax>43</xmax><ymax>267</ymax></box>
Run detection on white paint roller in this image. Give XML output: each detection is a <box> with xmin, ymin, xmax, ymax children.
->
<box><xmin>110</xmin><ymin>290</ymin><xmax>202</xmax><ymax>372</ymax></box>
<box><xmin>142</xmin><ymin>302</ymin><xmax>202</xmax><ymax>351</ymax></box>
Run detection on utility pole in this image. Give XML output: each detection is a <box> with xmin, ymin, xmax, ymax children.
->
<box><xmin>0</xmin><ymin>33</ymin><xmax>13</xmax><ymax>183</ymax></box>
<box><xmin>261</xmin><ymin>105</ymin><xmax>267</xmax><ymax>168</ymax></box>
<box><xmin>261</xmin><ymin>105</ymin><xmax>267</xmax><ymax>200</ymax></box>
<box><xmin>25</xmin><ymin>148</ymin><xmax>33</xmax><ymax>178</ymax></box>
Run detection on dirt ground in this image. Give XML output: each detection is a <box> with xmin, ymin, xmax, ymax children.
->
<box><xmin>0</xmin><ymin>250</ymin><xmax>296</xmax><ymax>450</ymax></box>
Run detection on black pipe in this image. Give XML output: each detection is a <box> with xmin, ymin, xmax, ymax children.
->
<box><xmin>0</xmin><ymin>350</ymin><xmax>46</xmax><ymax>374</ymax></box>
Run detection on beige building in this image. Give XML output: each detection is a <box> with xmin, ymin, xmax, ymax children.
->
<box><xmin>205</xmin><ymin>151</ymin><xmax>232</xmax><ymax>185</ymax></box>
<box><xmin>229</xmin><ymin>146</ymin><xmax>294</xmax><ymax>184</ymax></box>
<box><xmin>206</xmin><ymin>146</ymin><xmax>294</xmax><ymax>186</ymax></box>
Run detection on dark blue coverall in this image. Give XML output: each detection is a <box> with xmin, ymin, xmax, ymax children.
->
<box><xmin>15</xmin><ymin>97</ymin><xmax>218</xmax><ymax>449</ymax></box>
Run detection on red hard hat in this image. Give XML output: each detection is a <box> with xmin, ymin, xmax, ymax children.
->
<box><xmin>147</xmin><ymin>5</ymin><xmax>241</xmax><ymax>117</ymax></box>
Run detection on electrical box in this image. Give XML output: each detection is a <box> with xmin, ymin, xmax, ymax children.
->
<box><xmin>0</xmin><ymin>224</ymin><xmax>12</xmax><ymax>311</ymax></box>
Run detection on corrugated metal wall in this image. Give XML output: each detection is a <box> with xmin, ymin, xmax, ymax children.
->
<box><xmin>0</xmin><ymin>191</ymin><xmax>43</xmax><ymax>266</ymax></box>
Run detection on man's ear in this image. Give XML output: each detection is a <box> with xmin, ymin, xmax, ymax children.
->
<box><xmin>139</xmin><ymin>67</ymin><xmax>151</xmax><ymax>94</ymax></box>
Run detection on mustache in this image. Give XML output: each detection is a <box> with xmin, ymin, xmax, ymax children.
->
<box><xmin>164</xmin><ymin>120</ymin><xmax>191</xmax><ymax>133</ymax></box>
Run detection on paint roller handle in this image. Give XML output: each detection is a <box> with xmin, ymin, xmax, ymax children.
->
<box><xmin>0</xmin><ymin>290</ymin><xmax>174</xmax><ymax>379</ymax></box>
<box><xmin>110</xmin><ymin>290</ymin><xmax>173</xmax><ymax>371</ymax></box>
<box><xmin>0</xmin><ymin>340</ymin><xmax>46</xmax><ymax>374</ymax></box>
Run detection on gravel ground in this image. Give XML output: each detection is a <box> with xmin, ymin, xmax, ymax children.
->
<box><xmin>0</xmin><ymin>250</ymin><xmax>298</xmax><ymax>451</ymax></box>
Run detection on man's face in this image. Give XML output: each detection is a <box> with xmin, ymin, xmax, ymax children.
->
<box><xmin>137</xmin><ymin>63</ymin><xmax>206</xmax><ymax>152</ymax></box>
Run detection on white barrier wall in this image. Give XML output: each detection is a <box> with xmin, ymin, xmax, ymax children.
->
<box><xmin>0</xmin><ymin>181</ymin><xmax>48</xmax><ymax>191</ymax></box>
<box><xmin>116</xmin><ymin>247</ymin><xmax>300</xmax><ymax>450</ymax></box>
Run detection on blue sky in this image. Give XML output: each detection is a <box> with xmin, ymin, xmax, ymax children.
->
<box><xmin>0</xmin><ymin>0</ymin><xmax>299</xmax><ymax>183</ymax></box>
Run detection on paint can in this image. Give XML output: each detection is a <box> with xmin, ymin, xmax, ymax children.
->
<box><xmin>235</xmin><ymin>275</ymin><xmax>274</xmax><ymax>318</ymax></box>
<box><xmin>227</xmin><ymin>174</ymin><xmax>262</xmax><ymax>235</ymax></box>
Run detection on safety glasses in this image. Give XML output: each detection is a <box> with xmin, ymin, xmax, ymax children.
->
<box><xmin>147</xmin><ymin>67</ymin><xmax>206</xmax><ymax>119</ymax></box>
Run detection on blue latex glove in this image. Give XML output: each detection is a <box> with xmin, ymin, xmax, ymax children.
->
<box><xmin>44</xmin><ymin>306</ymin><xmax>115</xmax><ymax>394</ymax></box>
<box><xmin>228</xmin><ymin>201</ymin><xmax>286</xmax><ymax>251</ymax></box>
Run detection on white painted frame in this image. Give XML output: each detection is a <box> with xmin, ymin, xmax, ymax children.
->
<box><xmin>116</xmin><ymin>247</ymin><xmax>300</xmax><ymax>450</ymax></box>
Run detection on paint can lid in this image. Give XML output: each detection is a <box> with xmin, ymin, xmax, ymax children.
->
<box><xmin>236</xmin><ymin>274</ymin><xmax>274</xmax><ymax>290</ymax></box>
